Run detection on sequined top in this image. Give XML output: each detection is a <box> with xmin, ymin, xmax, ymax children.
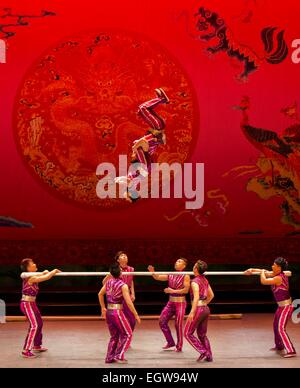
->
<box><xmin>120</xmin><ymin>266</ymin><xmax>134</xmax><ymax>290</ymax></box>
<box><xmin>271</xmin><ymin>273</ymin><xmax>290</xmax><ymax>302</ymax></box>
<box><xmin>22</xmin><ymin>278</ymin><xmax>39</xmax><ymax>297</ymax></box>
<box><xmin>106</xmin><ymin>278</ymin><xmax>126</xmax><ymax>304</ymax></box>
<box><xmin>190</xmin><ymin>275</ymin><xmax>209</xmax><ymax>301</ymax></box>
<box><xmin>168</xmin><ymin>272</ymin><xmax>186</xmax><ymax>297</ymax></box>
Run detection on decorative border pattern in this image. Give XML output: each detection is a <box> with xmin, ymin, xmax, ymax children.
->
<box><xmin>0</xmin><ymin>238</ymin><xmax>299</xmax><ymax>265</ymax></box>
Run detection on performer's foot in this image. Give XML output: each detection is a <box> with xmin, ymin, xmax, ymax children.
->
<box><xmin>155</xmin><ymin>88</ymin><xmax>163</xmax><ymax>98</ymax></box>
<box><xmin>155</xmin><ymin>88</ymin><xmax>170</xmax><ymax>104</ymax></box>
<box><xmin>105</xmin><ymin>359</ymin><xmax>116</xmax><ymax>364</ymax></box>
<box><xmin>269</xmin><ymin>347</ymin><xmax>284</xmax><ymax>353</ymax></box>
<box><xmin>174</xmin><ymin>348</ymin><xmax>182</xmax><ymax>352</ymax></box>
<box><xmin>196</xmin><ymin>353</ymin><xmax>206</xmax><ymax>362</ymax></box>
<box><xmin>114</xmin><ymin>358</ymin><xmax>128</xmax><ymax>364</ymax></box>
<box><xmin>22</xmin><ymin>350</ymin><xmax>38</xmax><ymax>359</ymax></box>
<box><xmin>162</xmin><ymin>343</ymin><xmax>176</xmax><ymax>350</ymax></box>
<box><xmin>32</xmin><ymin>346</ymin><xmax>48</xmax><ymax>352</ymax></box>
<box><xmin>283</xmin><ymin>352</ymin><xmax>297</xmax><ymax>358</ymax></box>
<box><xmin>205</xmin><ymin>355</ymin><xmax>213</xmax><ymax>362</ymax></box>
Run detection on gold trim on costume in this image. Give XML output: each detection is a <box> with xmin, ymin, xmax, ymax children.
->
<box><xmin>277</xmin><ymin>298</ymin><xmax>292</xmax><ymax>307</ymax></box>
<box><xmin>107</xmin><ymin>304</ymin><xmax>123</xmax><ymax>310</ymax></box>
<box><xmin>169</xmin><ymin>296</ymin><xmax>186</xmax><ymax>303</ymax></box>
<box><xmin>21</xmin><ymin>295</ymin><xmax>36</xmax><ymax>302</ymax></box>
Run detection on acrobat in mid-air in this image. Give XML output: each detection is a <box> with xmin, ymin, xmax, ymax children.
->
<box><xmin>115</xmin><ymin>88</ymin><xmax>169</xmax><ymax>202</ymax></box>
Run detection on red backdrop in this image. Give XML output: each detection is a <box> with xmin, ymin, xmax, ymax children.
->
<box><xmin>1</xmin><ymin>0</ymin><xmax>300</xmax><ymax>264</ymax></box>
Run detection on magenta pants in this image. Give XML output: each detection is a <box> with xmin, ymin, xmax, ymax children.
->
<box><xmin>159</xmin><ymin>301</ymin><xmax>186</xmax><ymax>351</ymax></box>
<box><xmin>273</xmin><ymin>305</ymin><xmax>296</xmax><ymax>354</ymax></box>
<box><xmin>20</xmin><ymin>301</ymin><xmax>43</xmax><ymax>351</ymax></box>
<box><xmin>122</xmin><ymin>300</ymin><xmax>136</xmax><ymax>331</ymax></box>
<box><xmin>184</xmin><ymin>306</ymin><xmax>212</xmax><ymax>359</ymax></box>
<box><xmin>105</xmin><ymin>309</ymin><xmax>133</xmax><ymax>363</ymax></box>
<box><xmin>138</xmin><ymin>97</ymin><xmax>165</xmax><ymax>130</ymax></box>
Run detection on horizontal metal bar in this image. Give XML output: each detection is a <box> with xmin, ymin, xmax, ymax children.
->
<box><xmin>20</xmin><ymin>271</ymin><xmax>292</xmax><ymax>279</ymax></box>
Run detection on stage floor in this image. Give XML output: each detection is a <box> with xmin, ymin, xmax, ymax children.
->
<box><xmin>1</xmin><ymin>314</ymin><xmax>299</xmax><ymax>368</ymax></box>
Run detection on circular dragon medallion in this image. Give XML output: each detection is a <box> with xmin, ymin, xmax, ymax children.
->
<box><xmin>14</xmin><ymin>30</ymin><xmax>199</xmax><ymax>209</ymax></box>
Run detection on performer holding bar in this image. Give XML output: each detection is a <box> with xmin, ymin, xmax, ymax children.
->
<box><xmin>20</xmin><ymin>258</ymin><xmax>61</xmax><ymax>359</ymax></box>
<box><xmin>98</xmin><ymin>263</ymin><xmax>141</xmax><ymax>364</ymax></box>
<box><xmin>184</xmin><ymin>259</ymin><xmax>214</xmax><ymax>362</ymax></box>
<box><xmin>148</xmin><ymin>257</ymin><xmax>190</xmax><ymax>352</ymax></box>
<box><xmin>245</xmin><ymin>257</ymin><xmax>296</xmax><ymax>358</ymax></box>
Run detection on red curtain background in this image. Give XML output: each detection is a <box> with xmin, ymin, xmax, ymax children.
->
<box><xmin>1</xmin><ymin>0</ymin><xmax>300</xmax><ymax>265</ymax></box>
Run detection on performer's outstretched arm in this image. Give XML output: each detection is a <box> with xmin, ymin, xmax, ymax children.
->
<box><xmin>29</xmin><ymin>269</ymin><xmax>61</xmax><ymax>284</ymax></box>
<box><xmin>244</xmin><ymin>268</ymin><xmax>274</xmax><ymax>278</ymax></box>
<box><xmin>147</xmin><ymin>265</ymin><xmax>168</xmax><ymax>281</ymax></box>
<box><xmin>98</xmin><ymin>285</ymin><xmax>107</xmax><ymax>319</ymax></box>
<box><xmin>260</xmin><ymin>270</ymin><xmax>282</xmax><ymax>286</ymax></box>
